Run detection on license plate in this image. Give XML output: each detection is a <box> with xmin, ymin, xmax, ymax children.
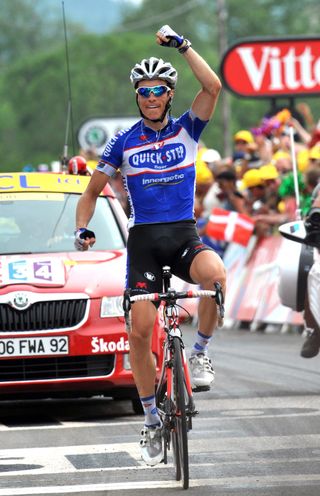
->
<box><xmin>0</xmin><ymin>336</ymin><xmax>69</xmax><ymax>357</ymax></box>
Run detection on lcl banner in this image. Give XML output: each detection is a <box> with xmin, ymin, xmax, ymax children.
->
<box><xmin>220</xmin><ymin>37</ymin><xmax>320</xmax><ymax>98</ymax></box>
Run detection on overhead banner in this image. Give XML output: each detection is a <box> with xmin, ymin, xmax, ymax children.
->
<box><xmin>220</xmin><ymin>37</ymin><xmax>320</xmax><ymax>98</ymax></box>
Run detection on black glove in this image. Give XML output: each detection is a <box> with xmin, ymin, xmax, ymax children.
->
<box><xmin>158</xmin><ymin>25</ymin><xmax>185</xmax><ymax>48</ymax></box>
<box><xmin>74</xmin><ymin>228</ymin><xmax>96</xmax><ymax>251</ymax></box>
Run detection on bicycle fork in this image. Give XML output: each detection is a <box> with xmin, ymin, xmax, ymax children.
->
<box><xmin>165</xmin><ymin>336</ymin><xmax>197</xmax><ymax>425</ymax></box>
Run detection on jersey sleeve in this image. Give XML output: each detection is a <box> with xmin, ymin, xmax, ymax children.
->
<box><xmin>176</xmin><ymin>110</ymin><xmax>209</xmax><ymax>142</ymax></box>
<box><xmin>96</xmin><ymin>132</ymin><xmax>125</xmax><ymax>177</ymax></box>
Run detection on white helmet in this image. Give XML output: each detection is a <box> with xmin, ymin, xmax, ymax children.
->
<box><xmin>130</xmin><ymin>57</ymin><xmax>178</xmax><ymax>88</ymax></box>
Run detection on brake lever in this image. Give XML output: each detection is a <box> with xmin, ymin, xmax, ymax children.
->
<box><xmin>214</xmin><ymin>282</ymin><xmax>225</xmax><ymax>319</ymax></box>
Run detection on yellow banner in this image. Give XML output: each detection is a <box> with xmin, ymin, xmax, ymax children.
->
<box><xmin>0</xmin><ymin>173</ymin><xmax>91</xmax><ymax>193</ymax></box>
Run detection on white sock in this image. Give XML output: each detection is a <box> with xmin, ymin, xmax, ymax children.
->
<box><xmin>191</xmin><ymin>330</ymin><xmax>212</xmax><ymax>356</ymax></box>
<box><xmin>140</xmin><ymin>394</ymin><xmax>161</xmax><ymax>427</ymax></box>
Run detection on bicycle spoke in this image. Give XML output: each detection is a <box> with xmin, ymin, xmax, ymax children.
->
<box><xmin>172</xmin><ymin>337</ymin><xmax>189</xmax><ymax>489</ymax></box>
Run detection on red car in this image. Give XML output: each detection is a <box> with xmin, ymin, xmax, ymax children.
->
<box><xmin>0</xmin><ymin>172</ymin><xmax>164</xmax><ymax>413</ymax></box>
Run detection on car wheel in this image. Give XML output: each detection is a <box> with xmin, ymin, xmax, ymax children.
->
<box><xmin>131</xmin><ymin>398</ymin><xmax>143</xmax><ymax>415</ymax></box>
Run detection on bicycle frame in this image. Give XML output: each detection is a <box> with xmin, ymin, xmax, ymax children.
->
<box><xmin>157</xmin><ymin>302</ymin><xmax>195</xmax><ymax>420</ymax></box>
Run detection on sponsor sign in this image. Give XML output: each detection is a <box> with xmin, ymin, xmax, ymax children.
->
<box><xmin>91</xmin><ymin>336</ymin><xmax>130</xmax><ymax>353</ymax></box>
<box><xmin>129</xmin><ymin>144</ymin><xmax>186</xmax><ymax>168</ymax></box>
<box><xmin>78</xmin><ymin>117</ymin><xmax>138</xmax><ymax>156</ymax></box>
<box><xmin>0</xmin><ymin>173</ymin><xmax>90</xmax><ymax>194</ymax></box>
<box><xmin>221</xmin><ymin>37</ymin><xmax>320</xmax><ymax>97</ymax></box>
<box><xmin>224</xmin><ymin>236</ymin><xmax>303</xmax><ymax>325</ymax></box>
<box><xmin>0</xmin><ymin>257</ymin><xmax>65</xmax><ymax>286</ymax></box>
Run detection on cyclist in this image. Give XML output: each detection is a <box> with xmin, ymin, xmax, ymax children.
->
<box><xmin>74</xmin><ymin>25</ymin><xmax>226</xmax><ymax>466</ymax></box>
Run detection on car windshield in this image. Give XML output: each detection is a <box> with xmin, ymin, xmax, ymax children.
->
<box><xmin>0</xmin><ymin>192</ymin><xmax>125</xmax><ymax>254</ymax></box>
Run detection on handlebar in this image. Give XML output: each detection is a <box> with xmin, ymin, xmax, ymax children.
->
<box><xmin>129</xmin><ymin>289</ymin><xmax>217</xmax><ymax>303</ymax></box>
<box><xmin>123</xmin><ymin>282</ymin><xmax>225</xmax><ymax>322</ymax></box>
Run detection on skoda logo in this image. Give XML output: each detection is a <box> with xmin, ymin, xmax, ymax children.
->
<box><xmin>144</xmin><ymin>272</ymin><xmax>156</xmax><ymax>282</ymax></box>
<box><xmin>10</xmin><ymin>293</ymin><xmax>30</xmax><ymax>310</ymax></box>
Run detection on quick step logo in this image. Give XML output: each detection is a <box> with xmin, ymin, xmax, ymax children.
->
<box><xmin>220</xmin><ymin>37</ymin><xmax>320</xmax><ymax>97</ymax></box>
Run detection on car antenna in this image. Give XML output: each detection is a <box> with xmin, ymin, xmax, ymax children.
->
<box><xmin>61</xmin><ymin>0</ymin><xmax>75</xmax><ymax>173</ymax></box>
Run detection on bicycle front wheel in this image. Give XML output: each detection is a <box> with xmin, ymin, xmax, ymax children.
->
<box><xmin>172</xmin><ymin>337</ymin><xmax>189</xmax><ymax>489</ymax></box>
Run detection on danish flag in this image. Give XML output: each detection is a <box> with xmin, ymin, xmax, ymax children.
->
<box><xmin>206</xmin><ymin>208</ymin><xmax>255</xmax><ymax>247</ymax></box>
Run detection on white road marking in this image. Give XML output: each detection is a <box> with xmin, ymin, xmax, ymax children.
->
<box><xmin>0</xmin><ymin>474</ymin><xmax>320</xmax><ymax>495</ymax></box>
<box><xmin>0</xmin><ymin>419</ymin><xmax>143</xmax><ymax>431</ymax></box>
<box><xmin>0</xmin><ymin>394</ymin><xmax>318</xmax><ymax>494</ymax></box>
<box><xmin>0</xmin><ymin>434</ymin><xmax>319</xmax><ymax>477</ymax></box>
<box><xmin>0</xmin><ymin>443</ymin><xmax>142</xmax><ymax>475</ymax></box>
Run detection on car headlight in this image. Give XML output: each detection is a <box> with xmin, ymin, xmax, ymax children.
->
<box><xmin>123</xmin><ymin>352</ymin><xmax>157</xmax><ymax>371</ymax></box>
<box><xmin>100</xmin><ymin>296</ymin><xmax>123</xmax><ymax>318</ymax></box>
<box><xmin>123</xmin><ymin>353</ymin><xmax>131</xmax><ymax>370</ymax></box>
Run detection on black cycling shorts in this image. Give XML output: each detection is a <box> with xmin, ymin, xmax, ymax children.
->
<box><xmin>126</xmin><ymin>220</ymin><xmax>214</xmax><ymax>295</ymax></box>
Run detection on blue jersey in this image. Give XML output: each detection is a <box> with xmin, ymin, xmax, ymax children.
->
<box><xmin>97</xmin><ymin>110</ymin><xmax>208</xmax><ymax>228</ymax></box>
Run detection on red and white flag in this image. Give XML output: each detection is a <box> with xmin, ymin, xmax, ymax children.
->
<box><xmin>206</xmin><ymin>208</ymin><xmax>255</xmax><ymax>247</ymax></box>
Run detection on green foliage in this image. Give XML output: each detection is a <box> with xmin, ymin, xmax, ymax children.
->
<box><xmin>0</xmin><ymin>0</ymin><xmax>65</xmax><ymax>66</ymax></box>
<box><xmin>227</xmin><ymin>0</ymin><xmax>320</xmax><ymax>42</ymax></box>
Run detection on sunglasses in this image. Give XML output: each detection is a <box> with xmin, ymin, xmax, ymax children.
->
<box><xmin>136</xmin><ymin>85</ymin><xmax>171</xmax><ymax>98</ymax></box>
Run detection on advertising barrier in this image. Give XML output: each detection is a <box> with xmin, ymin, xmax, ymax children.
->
<box><xmin>223</xmin><ymin>235</ymin><xmax>304</xmax><ymax>328</ymax></box>
<box><xmin>220</xmin><ymin>36</ymin><xmax>320</xmax><ymax>98</ymax></box>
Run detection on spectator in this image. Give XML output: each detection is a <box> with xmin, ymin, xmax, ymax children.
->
<box><xmin>201</xmin><ymin>148</ymin><xmax>222</xmax><ymax>172</ymax></box>
<box><xmin>259</xmin><ymin>163</ymin><xmax>281</xmax><ymax>211</ymax></box>
<box><xmin>241</xmin><ymin>168</ymin><xmax>273</xmax><ymax>237</ymax></box>
<box><xmin>278</xmin><ymin>170</ymin><xmax>308</xmax><ymax>218</ymax></box>
<box><xmin>241</xmin><ymin>169</ymin><xmax>267</xmax><ymax>213</ymax></box>
<box><xmin>37</xmin><ymin>163</ymin><xmax>49</xmax><ymax>172</ymax></box>
<box><xmin>22</xmin><ymin>164</ymin><xmax>35</xmax><ymax>172</ymax></box>
<box><xmin>272</xmin><ymin>150</ymin><xmax>292</xmax><ymax>175</ymax></box>
<box><xmin>309</xmin><ymin>145</ymin><xmax>320</xmax><ymax>167</ymax></box>
<box><xmin>253</xmin><ymin>132</ymin><xmax>273</xmax><ymax>164</ymax></box>
<box><xmin>195</xmin><ymin>147</ymin><xmax>214</xmax><ymax>203</ymax></box>
<box><xmin>199</xmin><ymin>164</ymin><xmax>250</xmax><ymax>257</ymax></box>
<box><xmin>204</xmin><ymin>163</ymin><xmax>249</xmax><ymax>216</ymax></box>
<box><xmin>296</xmin><ymin>102</ymin><xmax>316</xmax><ymax>133</ymax></box>
<box><xmin>68</xmin><ymin>156</ymin><xmax>90</xmax><ymax>176</ymax></box>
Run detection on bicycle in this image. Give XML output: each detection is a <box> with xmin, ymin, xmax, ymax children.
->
<box><xmin>123</xmin><ymin>265</ymin><xmax>224</xmax><ymax>490</ymax></box>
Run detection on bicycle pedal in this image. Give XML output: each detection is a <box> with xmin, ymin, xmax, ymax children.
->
<box><xmin>192</xmin><ymin>385</ymin><xmax>210</xmax><ymax>393</ymax></box>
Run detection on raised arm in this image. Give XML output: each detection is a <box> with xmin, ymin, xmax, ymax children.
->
<box><xmin>182</xmin><ymin>47</ymin><xmax>221</xmax><ymax>121</ymax></box>
<box><xmin>156</xmin><ymin>25</ymin><xmax>222</xmax><ymax>121</ymax></box>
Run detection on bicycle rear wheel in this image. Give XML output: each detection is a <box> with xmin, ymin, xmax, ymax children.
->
<box><xmin>172</xmin><ymin>337</ymin><xmax>189</xmax><ymax>489</ymax></box>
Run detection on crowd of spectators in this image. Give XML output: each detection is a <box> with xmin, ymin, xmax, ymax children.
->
<box><xmin>194</xmin><ymin>102</ymin><xmax>320</xmax><ymax>258</ymax></box>
<box><xmin>20</xmin><ymin>103</ymin><xmax>320</xmax><ymax>255</ymax></box>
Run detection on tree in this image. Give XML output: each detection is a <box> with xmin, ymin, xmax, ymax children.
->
<box><xmin>0</xmin><ymin>30</ymin><xmax>222</xmax><ymax>170</ymax></box>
